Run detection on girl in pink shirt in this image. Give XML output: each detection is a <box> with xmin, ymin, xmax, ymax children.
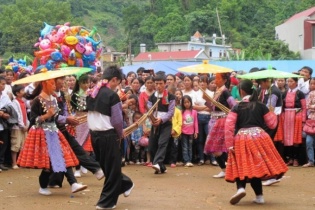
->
<box><xmin>181</xmin><ymin>95</ymin><xmax>198</xmax><ymax>167</ymax></box>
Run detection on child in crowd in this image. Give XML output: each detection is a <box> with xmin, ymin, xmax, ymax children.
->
<box><xmin>130</xmin><ymin>112</ymin><xmax>144</xmax><ymax>164</ymax></box>
<box><xmin>11</xmin><ymin>85</ymin><xmax>29</xmax><ymax>169</ymax></box>
<box><xmin>177</xmin><ymin>81</ymin><xmax>185</xmax><ymax>91</ymax></box>
<box><xmin>168</xmin><ymin>85</ymin><xmax>182</xmax><ymax>168</ymax></box>
<box><xmin>175</xmin><ymin>89</ymin><xmax>183</xmax><ymax>110</ymax></box>
<box><xmin>123</xmin><ymin>94</ymin><xmax>139</xmax><ymax>164</ymax></box>
<box><xmin>181</xmin><ymin>95</ymin><xmax>198</xmax><ymax>167</ymax></box>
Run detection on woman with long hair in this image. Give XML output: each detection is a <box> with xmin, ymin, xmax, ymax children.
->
<box><xmin>70</xmin><ymin>73</ymin><xmax>93</xmax><ymax>177</ymax></box>
<box><xmin>281</xmin><ymin>77</ymin><xmax>306</xmax><ymax>166</ymax></box>
<box><xmin>193</xmin><ymin>76</ymin><xmax>212</xmax><ymax>165</ymax></box>
<box><xmin>203</xmin><ymin>73</ymin><xmax>236</xmax><ymax>178</ymax></box>
<box><xmin>17</xmin><ymin>77</ymin><xmax>87</xmax><ymax>195</ymax></box>
<box><xmin>224</xmin><ymin>79</ymin><xmax>287</xmax><ymax>205</ymax></box>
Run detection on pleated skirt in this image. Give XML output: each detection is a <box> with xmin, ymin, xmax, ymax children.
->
<box><xmin>67</xmin><ymin>124</ymin><xmax>93</xmax><ymax>152</ymax></box>
<box><xmin>204</xmin><ymin>117</ymin><xmax>227</xmax><ymax>154</ymax></box>
<box><xmin>17</xmin><ymin>127</ymin><xmax>79</xmax><ymax>170</ymax></box>
<box><xmin>225</xmin><ymin>127</ymin><xmax>288</xmax><ymax>183</ymax></box>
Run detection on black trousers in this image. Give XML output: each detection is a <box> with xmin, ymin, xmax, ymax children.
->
<box><xmin>0</xmin><ymin>129</ymin><xmax>9</xmax><ymax>164</ymax></box>
<box><xmin>236</xmin><ymin>178</ymin><xmax>263</xmax><ymax>196</ymax></box>
<box><xmin>61</xmin><ymin>130</ymin><xmax>100</xmax><ymax>173</ymax></box>
<box><xmin>40</xmin><ymin>167</ymin><xmax>76</xmax><ymax>188</ymax></box>
<box><xmin>149</xmin><ymin>122</ymin><xmax>172</xmax><ymax>165</ymax></box>
<box><xmin>91</xmin><ymin>129</ymin><xmax>133</xmax><ymax>208</ymax></box>
<box><xmin>49</xmin><ymin>129</ymin><xmax>100</xmax><ymax>186</ymax></box>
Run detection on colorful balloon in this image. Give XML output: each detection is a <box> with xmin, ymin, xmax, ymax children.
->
<box><xmin>41</xmin><ymin>22</ymin><xmax>54</xmax><ymax>38</ymax></box>
<box><xmin>34</xmin><ymin>22</ymin><xmax>102</xmax><ymax>71</ymax></box>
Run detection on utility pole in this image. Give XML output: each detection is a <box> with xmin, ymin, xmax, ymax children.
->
<box><xmin>216</xmin><ymin>7</ymin><xmax>223</xmax><ymax>38</ymax></box>
<box><xmin>129</xmin><ymin>40</ymin><xmax>132</xmax><ymax>65</ymax></box>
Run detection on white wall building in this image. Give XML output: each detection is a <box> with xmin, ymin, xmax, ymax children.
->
<box><xmin>275</xmin><ymin>7</ymin><xmax>315</xmax><ymax>59</ymax></box>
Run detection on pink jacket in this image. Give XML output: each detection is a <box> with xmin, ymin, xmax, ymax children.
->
<box><xmin>181</xmin><ymin>109</ymin><xmax>198</xmax><ymax>135</ymax></box>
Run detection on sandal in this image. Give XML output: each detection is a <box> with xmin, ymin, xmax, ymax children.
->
<box><xmin>302</xmin><ymin>162</ymin><xmax>314</xmax><ymax>167</ymax></box>
<box><xmin>286</xmin><ymin>159</ymin><xmax>293</xmax><ymax>166</ymax></box>
<box><xmin>293</xmin><ymin>159</ymin><xmax>299</xmax><ymax>167</ymax></box>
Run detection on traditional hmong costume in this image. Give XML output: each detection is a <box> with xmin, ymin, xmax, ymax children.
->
<box><xmin>87</xmin><ymin>79</ymin><xmax>133</xmax><ymax>208</ymax></box>
<box><xmin>204</xmin><ymin>86</ymin><xmax>236</xmax><ymax>154</ymax></box>
<box><xmin>147</xmin><ymin>89</ymin><xmax>175</xmax><ymax>173</ymax></box>
<box><xmin>70</xmin><ymin>90</ymin><xmax>93</xmax><ymax>151</ymax></box>
<box><xmin>258</xmin><ymin>85</ymin><xmax>283</xmax><ymax>140</ymax></box>
<box><xmin>280</xmin><ymin>89</ymin><xmax>306</xmax><ymax>146</ymax></box>
<box><xmin>17</xmin><ymin>96</ymin><xmax>78</xmax><ymax>172</ymax></box>
<box><xmin>224</xmin><ymin>100</ymin><xmax>288</xmax><ymax>183</ymax></box>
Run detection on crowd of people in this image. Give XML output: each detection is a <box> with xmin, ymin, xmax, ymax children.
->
<box><xmin>0</xmin><ymin>64</ymin><xmax>314</xmax><ymax>208</ymax></box>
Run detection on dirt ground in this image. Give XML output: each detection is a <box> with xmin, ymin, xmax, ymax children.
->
<box><xmin>0</xmin><ymin>164</ymin><xmax>314</xmax><ymax>210</ymax></box>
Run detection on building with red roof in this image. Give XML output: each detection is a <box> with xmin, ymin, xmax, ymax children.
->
<box><xmin>133</xmin><ymin>50</ymin><xmax>209</xmax><ymax>63</ymax></box>
<box><xmin>275</xmin><ymin>7</ymin><xmax>315</xmax><ymax>59</ymax></box>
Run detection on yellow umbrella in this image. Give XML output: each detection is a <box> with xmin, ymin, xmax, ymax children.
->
<box><xmin>178</xmin><ymin>60</ymin><xmax>233</xmax><ymax>74</ymax></box>
<box><xmin>13</xmin><ymin>67</ymin><xmax>92</xmax><ymax>85</ymax></box>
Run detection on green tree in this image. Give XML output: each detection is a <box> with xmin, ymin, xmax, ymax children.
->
<box><xmin>0</xmin><ymin>0</ymin><xmax>75</xmax><ymax>55</ymax></box>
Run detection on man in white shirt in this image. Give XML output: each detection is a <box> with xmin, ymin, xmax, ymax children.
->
<box><xmin>298</xmin><ymin>66</ymin><xmax>312</xmax><ymax>98</ymax></box>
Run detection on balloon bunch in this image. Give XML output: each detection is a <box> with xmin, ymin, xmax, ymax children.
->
<box><xmin>6</xmin><ymin>56</ymin><xmax>33</xmax><ymax>77</ymax></box>
<box><xmin>34</xmin><ymin>22</ymin><xmax>102</xmax><ymax>73</ymax></box>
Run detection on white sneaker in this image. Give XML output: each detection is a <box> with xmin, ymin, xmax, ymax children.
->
<box><xmin>71</xmin><ymin>183</ymin><xmax>88</xmax><ymax>193</ymax></box>
<box><xmin>74</xmin><ymin>170</ymin><xmax>81</xmax><ymax>178</ymax></box>
<box><xmin>94</xmin><ymin>169</ymin><xmax>104</xmax><ymax>180</ymax></box>
<box><xmin>96</xmin><ymin>205</ymin><xmax>116</xmax><ymax>209</ymax></box>
<box><xmin>253</xmin><ymin>195</ymin><xmax>265</xmax><ymax>204</ymax></box>
<box><xmin>39</xmin><ymin>188</ymin><xmax>52</xmax><ymax>196</ymax></box>
<box><xmin>124</xmin><ymin>183</ymin><xmax>134</xmax><ymax>197</ymax></box>
<box><xmin>262</xmin><ymin>179</ymin><xmax>280</xmax><ymax>186</ymax></box>
<box><xmin>230</xmin><ymin>188</ymin><xmax>246</xmax><ymax>205</ymax></box>
<box><xmin>213</xmin><ymin>171</ymin><xmax>225</xmax><ymax>178</ymax></box>
<box><xmin>80</xmin><ymin>166</ymin><xmax>88</xmax><ymax>174</ymax></box>
<box><xmin>152</xmin><ymin>164</ymin><xmax>160</xmax><ymax>172</ymax></box>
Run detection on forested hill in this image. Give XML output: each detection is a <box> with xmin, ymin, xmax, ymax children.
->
<box><xmin>0</xmin><ymin>0</ymin><xmax>314</xmax><ymax>60</ymax></box>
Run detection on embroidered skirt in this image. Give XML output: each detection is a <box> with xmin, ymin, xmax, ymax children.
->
<box><xmin>67</xmin><ymin>123</ymin><xmax>93</xmax><ymax>152</ymax></box>
<box><xmin>17</xmin><ymin>127</ymin><xmax>79</xmax><ymax>172</ymax></box>
<box><xmin>204</xmin><ymin>116</ymin><xmax>227</xmax><ymax>154</ymax></box>
<box><xmin>273</xmin><ymin>114</ymin><xmax>284</xmax><ymax>142</ymax></box>
<box><xmin>283</xmin><ymin>109</ymin><xmax>303</xmax><ymax>146</ymax></box>
<box><xmin>225</xmin><ymin>127</ymin><xmax>288</xmax><ymax>183</ymax></box>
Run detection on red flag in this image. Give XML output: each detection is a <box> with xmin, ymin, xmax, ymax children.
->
<box><xmin>32</xmin><ymin>58</ymin><xmax>38</xmax><ymax>73</ymax></box>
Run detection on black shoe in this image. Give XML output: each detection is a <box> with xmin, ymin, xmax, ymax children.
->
<box><xmin>159</xmin><ymin>163</ymin><xmax>167</xmax><ymax>174</ymax></box>
<box><xmin>0</xmin><ymin>164</ymin><xmax>9</xmax><ymax>170</ymax></box>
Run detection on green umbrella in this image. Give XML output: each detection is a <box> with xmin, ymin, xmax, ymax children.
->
<box><xmin>237</xmin><ymin>68</ymin><xmax>302</xmax><ymax>79</ymax></box>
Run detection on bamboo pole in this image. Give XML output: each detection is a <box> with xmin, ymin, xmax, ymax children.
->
<box><xmin>123</xmin><ymin>99</ymin><xmax>160</xmax><ymax>136</ymax></box>
<box><xmin>199</xmin><ymin>86</ymin><xmax>230</xmax><ymax>114</ymax></box>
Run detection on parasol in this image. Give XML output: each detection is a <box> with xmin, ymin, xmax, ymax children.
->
<box><xmin>12</xmin><ymin>67</ymin><xmax>92</xmax><ymax>85</ymax></box>
<box><xmin>237</xmin><ymin>68</ymin><xmax>302</xmax><ymax>80</ymax></box>
<box><xmin>178</xmin><ymin>60</ymin><xmax>233</xmax><ymax>74</ymax></box>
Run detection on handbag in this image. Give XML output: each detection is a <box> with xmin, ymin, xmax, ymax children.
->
<box><xmin>139</xmin><ymin>136</ymin><xmax>149</xmax><ymax>147</ymax></box>
<box><xmin>303</xmin><ymin>119</ymin><xmax>315</xmax><ymax>135</ymax></box>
